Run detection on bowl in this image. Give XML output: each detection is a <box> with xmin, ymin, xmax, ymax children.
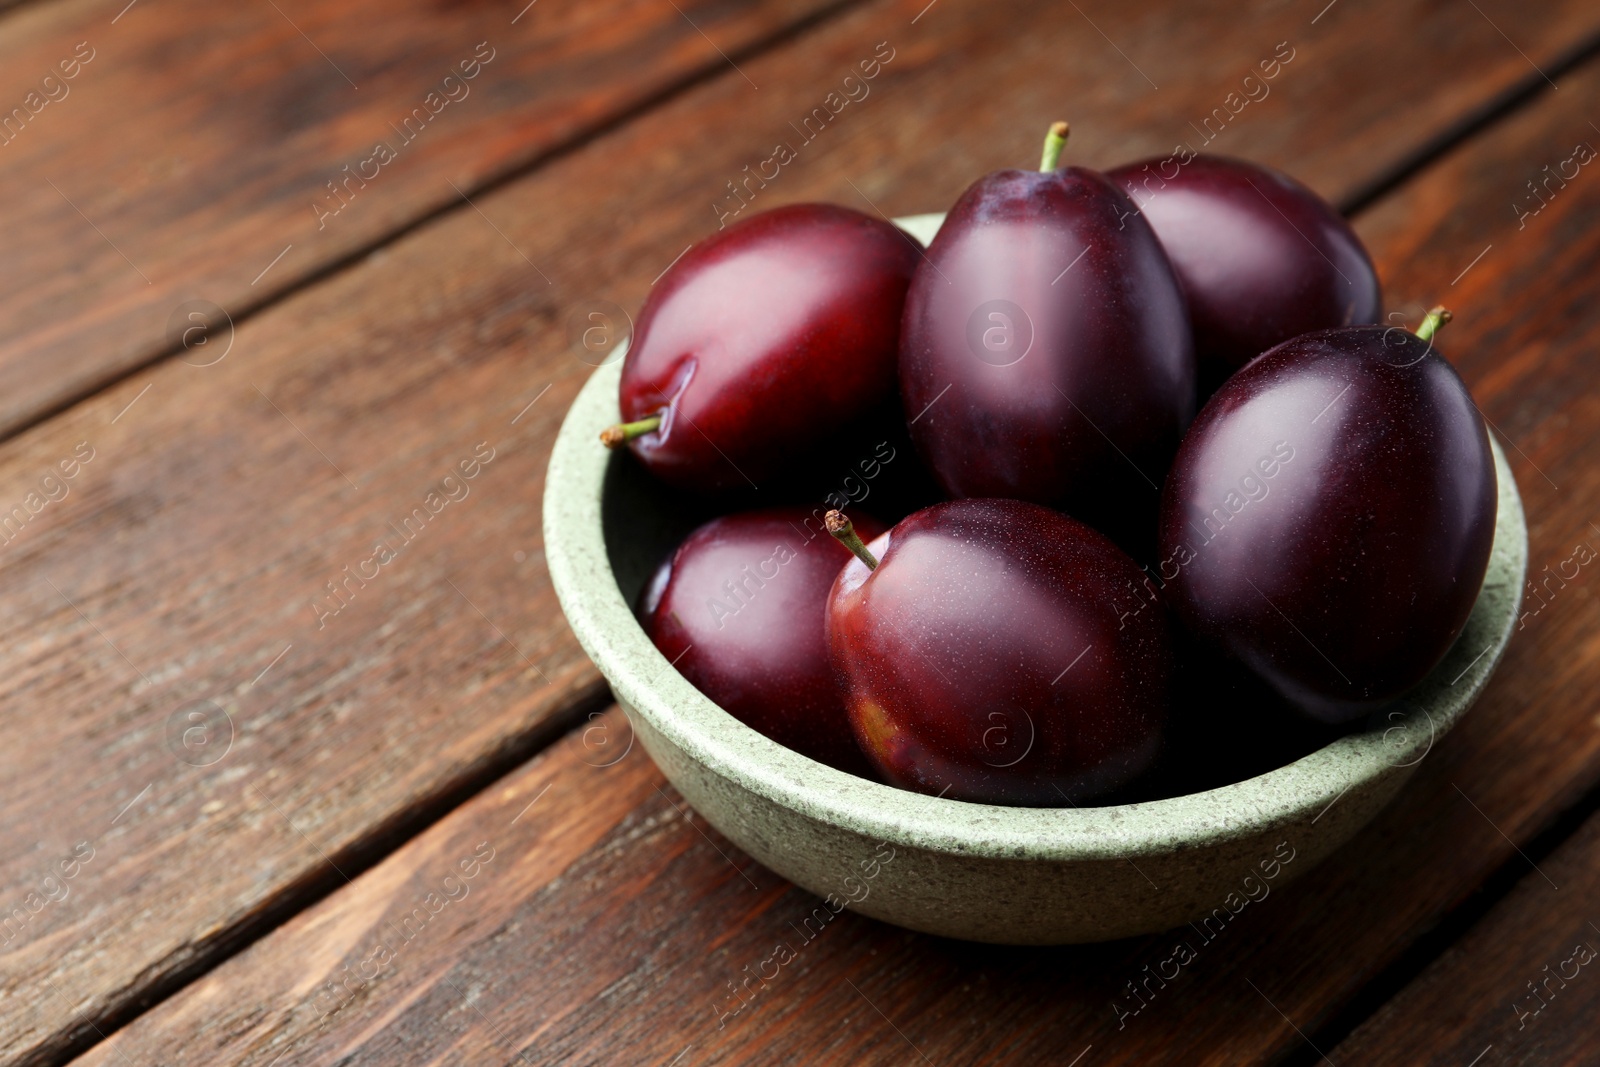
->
<box><xmin>543</xmin><ymin>216</ymin><xmax>1528</xmax><ymax>945</ymax></box>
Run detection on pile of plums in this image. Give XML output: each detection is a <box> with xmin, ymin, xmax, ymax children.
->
<box><xmin>607</xmin><ymin>122</ymin><xmax>1497</xmax><ymax>807</ymax></box>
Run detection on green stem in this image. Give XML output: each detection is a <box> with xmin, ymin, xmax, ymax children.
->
<box><xmin>1039</xmin><ymin>121</ymin><xmax>1070</xmax><ymax>172</ymax></box>
<box><xmin>1415</xmin><ymin>306</ymin><xmax>1452</xmax><ymax>344</ymax></box>
<box><xmin>599</xmin><ymin>415</ymin><xmax>661</xmax><ymax>449</ymax></box>
<box><xmin>825</xmin><ymin>510</ymin><xmax>878</xmax><ymax>570</ymax></box>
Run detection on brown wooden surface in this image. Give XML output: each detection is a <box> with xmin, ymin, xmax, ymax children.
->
<box><xmin>0</xmin><ymin>0</ymin><xmax>853</xmax><ymax>439</ymax></box>
<box><xmin>1332</xmin><ymin>805</ymin><xmax>1600</xmax><ymax>1067</ymax></box>
<box><xmin>16</xmin><ymin>4</ymin><xmax>1597</xmax><ymax>1066</ymax></box>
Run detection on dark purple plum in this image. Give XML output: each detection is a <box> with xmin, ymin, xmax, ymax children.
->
<box><xmin>899</xmin><ymin>123</ymin><xmax>1194</xmax><ymax>540</ymax></box>
<box><xmin>824</xmin><ymin>499</ymin><xmax>1171</xmax><ymax>805</ymax></box>
<box><xmin>605</xmin><ymin>204</ymin><xmax>921</xmax><ymax>493</ymax></box>
<box><xmin>1157</xmin><ymin>310</ymin><xmax>1497</xmax><ymax>723</ymax></box>
<box><xmin>1109</xmin><ymin>154</ymin><xmax>1381</xmax><ymax>391</ymax></box>
<box><xmin>641</xmin><ymin>506</ymin><xmax>887</xmax><ymax>774</ymax></box>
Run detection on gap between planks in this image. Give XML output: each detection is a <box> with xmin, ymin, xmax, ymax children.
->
<box><xmin>32</xmin><ymin>683</ymin><xmax>611</xmax><ymax>1067</ymax></box>
<box><xmin>1335</xmin><ymin>23</ymin><xmax>1600</xmax><ymax>216</ymax></box>
<box><xmin>1279</xmin><ymin>769</ymin><xmax>1600</xmax><ymax>1067</ymax></box>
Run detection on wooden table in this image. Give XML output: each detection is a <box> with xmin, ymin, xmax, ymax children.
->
<box><xmin>2</xmin><ymin>0</ymin><xmax>1597</xmax><ymax>1063</ymax></box>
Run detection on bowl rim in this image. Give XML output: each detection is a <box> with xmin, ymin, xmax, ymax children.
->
<box><xmin>543</xmin><ymin>222</ymin><xmax>1528</xmax><ymax>863</ymax></box>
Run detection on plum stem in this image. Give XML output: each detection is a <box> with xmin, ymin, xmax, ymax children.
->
<box><xmin>1415</xmin><ymin>306</ymin><xmax>1452</xmax><ymax>343</ymax></box>
<box><xmin>599</xmin><ymin>415</ymin><xmax>661</xmax><ymax>449</ymax></box>
<box><xmin>1039</xmin><ymin>121</ymin><xmax>1070</xmax><ymax>172</ymax></box>
<box><xmin>825</xmin><ymin>510</ymin><xmax>878</xmax><ymax>570</ymax></box>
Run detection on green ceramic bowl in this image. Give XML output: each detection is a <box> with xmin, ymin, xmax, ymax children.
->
<box><xmin>543</xmin><ymin>215</ymin><xmax>1527</xmax><ymax>944</ymax></box>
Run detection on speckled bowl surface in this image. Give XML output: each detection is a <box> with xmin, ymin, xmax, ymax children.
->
<box><xmin>543</xmin><ymin>214</ymin><xmax>1527</xmax><ymax>945</ymax></box>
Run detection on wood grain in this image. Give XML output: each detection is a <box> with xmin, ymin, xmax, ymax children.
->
<box><xmin>73</xmin><ymin>709</ymin><xmax>830</xmax><ymax>1067</ymax></box>
<box><xmin>0</xmin><ymin>0</ymin><xmax>853</xmax><ymax>440</ymax></box>
<box><xmin>3</xmin><ymin>0</ymin><xmax>1599</xmax><ymax>1063</ymax></box>
<box><xmin>1330</xmin><ymin>804</ymin><xmax>1600</xmax><ymax>1067</ymax></box>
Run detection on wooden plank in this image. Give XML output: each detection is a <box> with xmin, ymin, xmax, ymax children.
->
<box><xmin>1330</xmin><ymin>805</ymin><xmax>1600</xmax><ymax>1066</ymax></box>
<box><xmin>5</xmin><ymin>0</ymin><xmax>1600</xmax><ymax>1062</ymax></box>
<box><xmin>0</xmin><ymin>0</ymin><xmax>853</xmax><ymax>439</ymax></box>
